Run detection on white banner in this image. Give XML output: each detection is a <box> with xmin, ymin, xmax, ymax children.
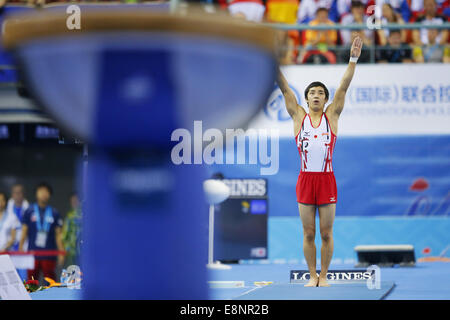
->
<box><xmin>249</xmin><ymin>64</ymin><xmax>450</xmax><ymax>137</ymax></box>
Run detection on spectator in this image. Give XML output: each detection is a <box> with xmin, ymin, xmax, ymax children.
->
<box><xmin>374</xmin><ymin>0</ymin><xmax>412</xmax><ymax>22</ymax></box>
<box><xmin>337</xmin><ymin>0</ymin><xmax>371</xmax><ymax>21</ymax></box>
<box><xmin>340</xmin><ymin>1</ymin><xmax>374</xmax><ymax>46</ymax></box>
<box><xmin>297</xmin><ymin>0</ymin><xmax>340</xmax><ymax>23</ymax></box>
<box><xmin>412</xmin><ymin>0</ymin><xmax>448</xmax><ymax>46</ymax></box>
<box><xmin>377</xmin><ymin>3</ymin><xmax>407</xmax><ymax>46</ymax></box>
<box><xmin>376</xmin><ymin>29</ymin><xmax>413</xmax><ymax>62</ymax></box>
<box><xmin>19</xmin><ymin>182</ymin><xmax>64</xmax><ymax>283</ymax></box>
<box><xmin>299</xmin><ymin>7</ymin><xmax>338</xmax><ymax>63</ymax></box>
<box><xmin>62</xmin><ymin>193</ymin><xmax>82</xmax><ymax>267</ymax></box>
<box><xmin>304</xmin><ymin>7</ymin><xmax>338</xmax><ymax>48</ymax></box>
<box><xmin>413</xmin><ymin>28</ymin><xmax>450</xmax><ymax>61</ymax></box>
<box><xmin>228</xmin><ymin>0</ymin><xmax>266</xmax><ymax>22</ymax></box>
<box><xmin>411</xmin><ymin>0</ymin><xmax>450</xmax><ymax>18</ymax></box>
<box><xmin>0</xmin><ymin>192</ymin><xmax>20</xmax><ymax>252</ymax></box>
<box><xmin>6</xmin><ymin>183</ymin><xmax>29</xmax><ymax>250</ymax></box>
<box><xmin>338</xmin><ymin>29</ymin><xmax>372</xmax><ymax>62</ymax></box>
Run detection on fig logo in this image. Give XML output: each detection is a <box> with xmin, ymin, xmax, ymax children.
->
<box><xmin>406</xmin><ymin>195</ymin><xmax>430</xmax><ymax>216</ymax></box>
<box><xmin>406</xmin><ymin>178</ymin><xmax>450</xmax><ymax>216</ymax></box>
<box><xmin>409</xmin><ymin>178</ymin><xmax>429</xmax><ymax>192</ymax></box>
<box><xmin>407</xmin><ymin>177</ymin><xmax>430</xmax><ymax>215</ymax></box>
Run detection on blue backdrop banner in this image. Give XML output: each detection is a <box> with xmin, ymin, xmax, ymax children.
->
<box><xmin>208</xmin><ymin>135</ymin><xmax>450</xmax><ymax>217</ymax></box>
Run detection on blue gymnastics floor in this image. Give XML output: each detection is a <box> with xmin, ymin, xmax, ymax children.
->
<box><xmin>232</xmin><ymin>282</ymin><xmax>395</xmax><ymax>300</ymax></box>
<box><xmin>28</xmin><ymin>261</ymin><xmax>449</xmax><ymax>300</ymax></box>
<box><xmin>207</xmin><ymin>262</ymin><xmax>450</xmax><ymax>300</ymax></box>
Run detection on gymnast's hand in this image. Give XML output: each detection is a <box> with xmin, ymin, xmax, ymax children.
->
<box><xmin>350</xmin><ymin>36</ymin><xmax>363</xmax><ymax>59</ymax></box>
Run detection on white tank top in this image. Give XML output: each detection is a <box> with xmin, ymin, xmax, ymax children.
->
<box><xmin>295</xmin><ymin>113</ymin><xmax>337</xmax><ymax>172</ymax></box>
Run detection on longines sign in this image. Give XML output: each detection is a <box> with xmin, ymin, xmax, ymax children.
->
<box><xmin>290</xmin><ymin>269</ymin><xmax>377</xmax><ymax>283</ymax></box>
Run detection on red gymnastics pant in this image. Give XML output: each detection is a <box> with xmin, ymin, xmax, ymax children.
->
<box><xmin>296</xmin><ymin>171</ymin><xmax>337</xmax><ymax>206</ymax></box>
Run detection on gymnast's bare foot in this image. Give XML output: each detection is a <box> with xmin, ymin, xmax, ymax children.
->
<box><xmin>318</xmin><ymin>274</ymin><xmax>330</xmax><ymax>287</ymax></box>
<box><xmin>304</xmin><ymin>273</ymin><xmax>319</xmax><ymax>287</ymax></box>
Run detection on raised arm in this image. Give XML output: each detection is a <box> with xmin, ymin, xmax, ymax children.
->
<box><xmin>326</xmin><ymin>36</ymin><xmax>362</xmax><ymax>118</ymax></box>
<box><xmin>276</xmin><ymin>70</ymin><xmax>306</xmax><ymax>120</ymax></box>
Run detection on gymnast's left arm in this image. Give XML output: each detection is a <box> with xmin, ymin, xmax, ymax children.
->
<box><xmin>327</xmin><ymin>36</ymin><xmax>363</xmax><ymax>118</ymax></box>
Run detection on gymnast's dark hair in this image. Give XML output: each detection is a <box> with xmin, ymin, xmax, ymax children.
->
<box><xmin>304</xmin><ymin>82</ymin><xmax>329</xmax><ymax>101</ymax></box>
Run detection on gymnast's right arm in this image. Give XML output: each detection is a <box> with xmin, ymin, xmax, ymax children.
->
<box><xmin>276</xmin><ymin>70</ymin><xmax>306</xmax><ymax>120</ymax></box>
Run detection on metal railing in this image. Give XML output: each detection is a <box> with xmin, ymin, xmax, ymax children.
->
<box><xmin>268</xmin><ymin>23</ymin><xmax>450</xmax><ymax>64</ymax></box>
<box><xmin>268</xmin><ymin>22</ymin><xmax>450</xmax><ymax>31</ymax></box>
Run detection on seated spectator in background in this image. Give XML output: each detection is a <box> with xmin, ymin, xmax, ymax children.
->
<box><xmin>411</xmin><ymin>0</ymin><xmax>450</xmax><ymax>18</ymax></box>
<box><xmin>304</xmin><ymin>7</ymin><xmax>338</xmax><ymax>48</ymax></box>
<box><xmin>62</xmin><ymin>193</ymin><xmax>82</xmax><ymax>267</ymax></box>
<box><xmin>0</xmin><ymin>192</ymin><xmax>20</xmax><ymax>253</ymax></box>
<box><xmin>340</xmin><ymin>1</ymin><xmax>374</xmax><ymax>46</ymax></box>
<box><xmin>19</xmin><ymin>182</ymin><xmax>64</xmax><ymax>284</ymax></box>
<box><xmin>413</xmin><ymin>28</ymin><xmax>450</xmax><ymax>62</ymax></box>
<box><xmin>374</xmin><ymin>0</ymin><xmax>412</xmax><ymax>22</ymax></box>
<box><xmin>376</xmin><ymin>29</ymin><xmax>413</xmax><ymax>62</ymax></box>
<box><xmin>378</xmin><ymin>3</ymin><xmax>407</xmax><ymax>45</ymax></box>
<box><xmin>412</xmin><ymin>0</ymin><xmax>448</xmax><ymax>46</ymax></box>
<box><xmin>297</xmin><ymin>0</ymin><xmax>340</xmax><ymax>23</ymax></box>
<box><xmin>299</xmin><ymin>7</ymin><xmax>338</xmax><ymax>63</ymax></box>
<box><xmin>337</xmin><ymin>0</ymin><xmax>371</xmax><ymax>21</ymax></box>
<box><xmin>338</xmin><ymin>30</ymin><xmax>372</xmax><ymax>62</ymax></box>
<box><xmin>228</xmin><ymin>0</ymin><xmax>266</xmax><ymax>22</ymax></box>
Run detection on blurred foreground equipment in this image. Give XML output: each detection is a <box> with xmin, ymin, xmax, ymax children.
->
<box><xmin>3</xmin><ymin>7</ymin><xmax>278</xmax><ymax>299</ymax></box>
